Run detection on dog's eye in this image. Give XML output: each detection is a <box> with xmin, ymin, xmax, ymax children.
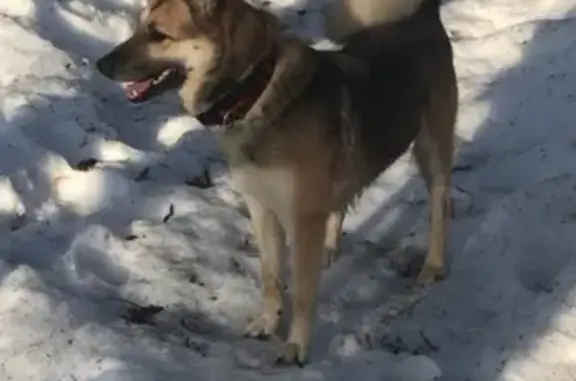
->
<box><xmin>148</xmin><ymin>24</ymin><xmax>170</xmax><ymax>41</ymax></box>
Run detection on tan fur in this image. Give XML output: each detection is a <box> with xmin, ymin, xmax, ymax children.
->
<box><xmin>96</xmin><ymin>0</ymin><xmax>457</xmax><ymax>366</ymax></box>
<box><xmin>144</xmin><ymin>1</ymin><xmax>221</xmax><ymax>113</ymax></box>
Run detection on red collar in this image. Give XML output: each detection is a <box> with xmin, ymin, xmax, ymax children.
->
<box><xmin>196</xmin><ymin>51</ymin><xmax>277</xmax><ymax>127</ymax></box>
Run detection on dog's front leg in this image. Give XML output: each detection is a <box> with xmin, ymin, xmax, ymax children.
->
<box><xmin>244</xmin><ymin>195</ymin><xmax>285</xmax><ymax>339</ymax></box>
<box><xmin>278</xmin><ymin>210</ymin><xmax>328</xmax><ymax>366</ymax></box>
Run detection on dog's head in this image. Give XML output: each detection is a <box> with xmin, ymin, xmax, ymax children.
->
<box><xmin>96</xmin><ymin>0</ymin><xmax>280</xmax><ymax>112</ymax></box>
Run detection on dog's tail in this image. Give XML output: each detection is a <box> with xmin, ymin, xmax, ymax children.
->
<box><xmin>324</xmin><ymin>0</ymin><xmax>441</xmax><ymax>41</ymax></box>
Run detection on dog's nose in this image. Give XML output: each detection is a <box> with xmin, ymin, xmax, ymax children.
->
<box><xmin>96</xmin><ymin>57</ymin><xmax>114</xmax><ymax>79</ymax></box>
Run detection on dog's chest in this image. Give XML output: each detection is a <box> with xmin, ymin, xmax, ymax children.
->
<box><xmin>231</xmin><ymin>165</ymin><xmax>295</xmax><ymax>226</ymax></box>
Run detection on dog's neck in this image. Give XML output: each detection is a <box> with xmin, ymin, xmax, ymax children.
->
<box><xmin>195</xmin><ymin>48</ymin><xmax>277</xmax><ymax>127</ymax></box>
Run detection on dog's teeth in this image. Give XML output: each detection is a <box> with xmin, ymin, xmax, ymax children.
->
<box><xmin>130</xmin><ymin>90</ymin><xmax>139</xmax><ymax>98</ymax></box>
<box><xmin>152</xmin><ymin>69</ymin><xmax>172</xmax><ymax>85</ymax></box>
<box><xmin>122</xmin><ymin>81</ymin><xmax>137</xmax><ymax>89</ymax></box>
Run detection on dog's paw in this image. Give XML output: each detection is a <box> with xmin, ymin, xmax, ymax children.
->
<box><xmin>275</xmin><ymin>342</ymin><xmax>308</xmax><ymax>368</ymax></box>
<box><xmin>323</xmin><ymin>247</ymin><xmax>340</xmax><ymax>268</ymax></box>
<box><xmin>244</xmin><ymin>312</ymin><xmax>280</xmax><ymax>340</ymax></box>
<box><xmin>416</xmin><ymin>262</ymin><xmax>445</xmax><ymax>285</ymax></box>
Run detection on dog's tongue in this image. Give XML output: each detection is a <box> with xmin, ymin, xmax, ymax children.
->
<box><xmin>123</xmin><ymin>79</ymin><xmax>153</xmax><ymax>100</ymax></box>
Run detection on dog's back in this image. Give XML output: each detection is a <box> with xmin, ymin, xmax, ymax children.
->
<box><xmin>299</xmin><ymin>0</ymin><xmax>457</xmax><ymax>202</ymax></box>
<box><xmin>322</xmin><ymin>0</ymin><xmax>457</xmax><ymax>288</ymax></box>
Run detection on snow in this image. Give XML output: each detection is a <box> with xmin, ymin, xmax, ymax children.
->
<box><xmin>0</xmin><ymin>0</ymin><xmax>575</xmax><ymax>380</ymax></box>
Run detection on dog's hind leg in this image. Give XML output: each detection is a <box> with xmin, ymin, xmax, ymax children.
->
<box><xmin>244</xmin><ymin>195</ymin><xmax>285</xmax><ymax>339</ymax></box>
<box><xmin>323</xmin><ymin>209</ymin><xmax>345</xmax><ymax>267</ymax></box>
<box><xmin>412</xmin><ymin>47</ymin><xmax>457</xmax><ymax>285</ymax></box>
<box><xmin>412</xmin><ymin>125</ymin><xmax>453</xmax><ymax>285</ymax></box>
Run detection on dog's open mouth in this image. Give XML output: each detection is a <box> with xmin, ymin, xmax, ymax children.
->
<box><xmin>121</xmin><ymin>68</ymin><xmax>185</xmax><ymax>103</ymax></box>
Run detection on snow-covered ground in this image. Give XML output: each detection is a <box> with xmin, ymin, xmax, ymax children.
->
<box><xmin>0</xmin><ymin>0</ymin><xmax>575</xmax><ymax>380</ymax></box>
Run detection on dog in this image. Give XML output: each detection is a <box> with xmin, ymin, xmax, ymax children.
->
<box><xmin>96</xmin><ymin>0</ymin><xmax>457</xmax><ymax>366</ymax></box>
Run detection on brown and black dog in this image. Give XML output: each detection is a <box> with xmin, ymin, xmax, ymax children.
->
<box><xmin>96</xmin><ymin>0</ymin><xmax>457</xmax><ymax>366</ymax></box>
